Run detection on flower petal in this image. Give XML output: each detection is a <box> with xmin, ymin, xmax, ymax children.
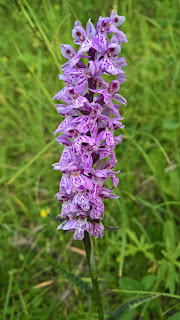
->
<box><xmin>74</xmin><ymin>192</ymin><xmax>90</xmax><ymax>211</ymax></box>
<box><xmin>72</xmin><ymin>26</ymin><xmax>86</xmax><ymax>43</ymax></box>
<box><xmin>60</xmin><ymin>44</ymin><xmax>76</xmax><ymax>60</ymax></box>
<box><xmin>74</xmin><ymin>76</ymin><xmax>87</xmax><ymax>94</ymax></box>
<box><xmin>86</xmin><ymin>19</ymin><xmax>96</xmax><ymax>38</ymax></box>
<box><xmin>81</xmin><ymin>152</ymin><xmax>93</xmax><ymax>175</ymax></box>
<box><xmin>52</xmin><ymin>88</ymin><xmax>66</xmax><ymax>100</ymax></box>
<box><xmin>55</xmin><ymin>104</ymin><xmax>72</xmax><ymax>115</ymax></box>
<box><xmin>78</xmin><ymin>38</ymin><xmax>92</xmax><ymax>54</ymax></box>
<box><xmin>55</xmin><ymin>135</ymin><xmax>72</xmax><ymax>146</ymax></box>
<box><xmin>72</xmin><ymin>174</ymin><xmax>94</xmax><ymax>190</ymax></box>
<box><xmin>89</xmin><ymin>222</ymin><xmax>104</xmax><ymax>239</ymax></box>
<box><xmin>112</xmin><ymin>93</ymin><xmax>127</xmax><ymax>105</ymax></box>
<box><xmin>63</xmin><ymin>219</ymin><xmax>78</xmax><ymax>230</ymax></box>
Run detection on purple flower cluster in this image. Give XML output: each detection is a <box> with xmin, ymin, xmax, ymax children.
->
<box><xmin>53</xmin><ymin>10</ymin><xmax>127</xmax><ymax>240</ymax></box>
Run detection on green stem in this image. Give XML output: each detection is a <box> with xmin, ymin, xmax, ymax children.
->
<box><xmin>83</xmin><ymin>232</ymin><xmax>104</xmax><ymax>320</ymax></box>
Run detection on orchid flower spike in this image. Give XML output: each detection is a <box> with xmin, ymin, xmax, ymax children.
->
<box><xmin>52</xmin><ymin>11</ymin><xmax>127</xmax><ymax>240</ymax></box>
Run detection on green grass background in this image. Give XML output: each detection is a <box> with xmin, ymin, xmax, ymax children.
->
<box><xmin>0</xmin><ymin>0</ymin><xmax>180</xmax><ymax>319</ymax></box>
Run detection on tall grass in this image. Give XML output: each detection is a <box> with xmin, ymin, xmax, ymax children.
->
<box><xmin>0</xmin><ymin>0</ymin><xmax>180</xmax><ymax>319</ymax></box>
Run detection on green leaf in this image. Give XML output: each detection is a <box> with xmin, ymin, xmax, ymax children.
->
<box><xmin>58</xmin><ymin>267</ymin><xmax>93</xmax><ymax>297</ymax></box>
<box><xmin>157</xmin><ymin>261</ymin><xmax>168</xmax><ymax>284</ymax></box>
<box><xmin>141</xmin><ymin>275</ymin><xmax>156</xmax><ymax>290</ymax></box>
<box><xmin>163</xmin><ymin>118</ymin><xmax>180</xmax><ymax>130</ymax></box>
<box><xmin>125</xmin><ymin>244</ymin><xmax>138</xmax><ymax>256</ymax></box>
<box><xmin>125</xmin><ymin>229</ymin><xmax>154</xmax><ymax>261</ymax></box>
<box><xmin>165</xmin><ymin>264</ymin><xmax>179</xmax><ymax>294</ymax></box>
<box><xmin>126</xmin><ymin>229</ymin><xmax>139</xmax><ymax>246</ymax></box>
<box><xmin>169</xmin><ymin>170</ymin><xmax>180</xmax><ymax>201</ymax></box>
<box><xmin>143</xmin><ymin>250</ymin><xmax>155</xmax><ymax>261</ymax></box>
<box><xmin>149</xmin><ymin>148</ymin><xmax>166</xmax><ymax>179</ymax></box>
<box><xmin>168</xmin><ymin>312</ymin><xmax>180</xmax><ymax>320</ymax></box>
<box><xmin>120</xmin><ymin>277</ymin><xmax>143</xmax><ymax>291</ymax></box>
<box><xmin>163</xmin><ymin>220</ymin><xmax>176</xmax><ymax>247</ymax></box>
<box><xmin>107</xmin><ymin>294</ymin><xmax>160</xmax><ymax>320</ymax></box>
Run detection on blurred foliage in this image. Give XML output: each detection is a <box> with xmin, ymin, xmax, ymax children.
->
<box><xmin>0</xmin><ymin>0</ymin><xmax>180</xmax><ymax>319</ymax></box>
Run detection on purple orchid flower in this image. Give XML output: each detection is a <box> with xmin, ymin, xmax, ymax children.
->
<box><xmin>52</xmin><ymin>11</ymin><xmax>127</xmax><ymax>240</ymax></box>
<box><xmin>72</xmin><ymin>20</ymin><xmax>101</xmax><ymax>54</ymax></box>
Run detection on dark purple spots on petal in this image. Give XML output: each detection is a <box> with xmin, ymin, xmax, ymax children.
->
<box><xmin>114</xmin><ymin>16</ymin><xmax>119</xmax><ymax>23</ymax></box>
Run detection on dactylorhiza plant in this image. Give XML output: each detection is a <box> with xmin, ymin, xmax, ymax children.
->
<box><xmin>51</xmin><ymin>12</ymin><xmax>174</xmax><ymax>320</ymax></box>
<box><xmin>52</xmin><ymin>12</ymin><xmax>127</xmax><ymax>319</ymax></box>
<box><xmin>53</xmin><ymin>11</ymin><xmax>127</xmax><ymax>242</ymax></box>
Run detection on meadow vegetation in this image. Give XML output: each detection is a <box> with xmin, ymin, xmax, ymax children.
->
<box><xmin>0</xmin><ymin>0</ymin><xmax>180</xmax><ymax>319</ymax></box>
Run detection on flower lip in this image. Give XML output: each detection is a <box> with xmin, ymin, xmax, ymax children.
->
<box><xmin>71</xmin><ymin>170</ymin><xmax>80</xmax><ymax>177</ymax></box>
<box><xmin>107</xmin><ymin>80</ymin><xmax>120</xmax><ymax>95</ymax></box>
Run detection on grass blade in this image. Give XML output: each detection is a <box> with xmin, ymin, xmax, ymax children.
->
<box><xmin>3</xmin><ymin>271</ymin><xmax>15</xmax><ymax>320</ymax></box>
<box><xmin>21</xmin><ymin>0</ymin><xmax>60</xmax><ymax>68</ymax></box>
<box><xmin>7</xmin><ymin>140</ymin><xmax>55</xmax><ymax>185</ymax></box>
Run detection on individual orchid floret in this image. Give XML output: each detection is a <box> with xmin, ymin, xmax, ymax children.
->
<box><xmin>62</xmin><ymin>61</ymin><xmax>100</xmax><ymax>95</ymax></box>
<box><xmin>60</xmin><ymin>44</ymin><xmax>76</xmax><ymax>60</ymax></box>
<box><xmin>99</xmin><ymin>44</ymin><xmax>127</xmax><ymax>75</ymax></box>
<box><xmin>89</xmin><ymin>80</ymin><xmax>127</xmax><ymax>115</ymax></box>
<box><xmin>72</xmin><ymin>20</ymin><xmax>101</xmax><ymax>54</ymax></box>
<box><xmin>110</xmin><ymin>10</ymin><xmax>125</xmax><ymax>27</ymax></box>
<box><xmin>96</xmin><ymin>16</ymin><xmax>111</xmax><ymax>35</ymax></box>
<box><xmin>52</xmin><ymin>11</ymin><xmax>127</xmax><ymax>240</ymax></box>
<box><xmin>96</xmin><ymin>11</ymin><xmax>126</xmax><ymax>39</ymax></box>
